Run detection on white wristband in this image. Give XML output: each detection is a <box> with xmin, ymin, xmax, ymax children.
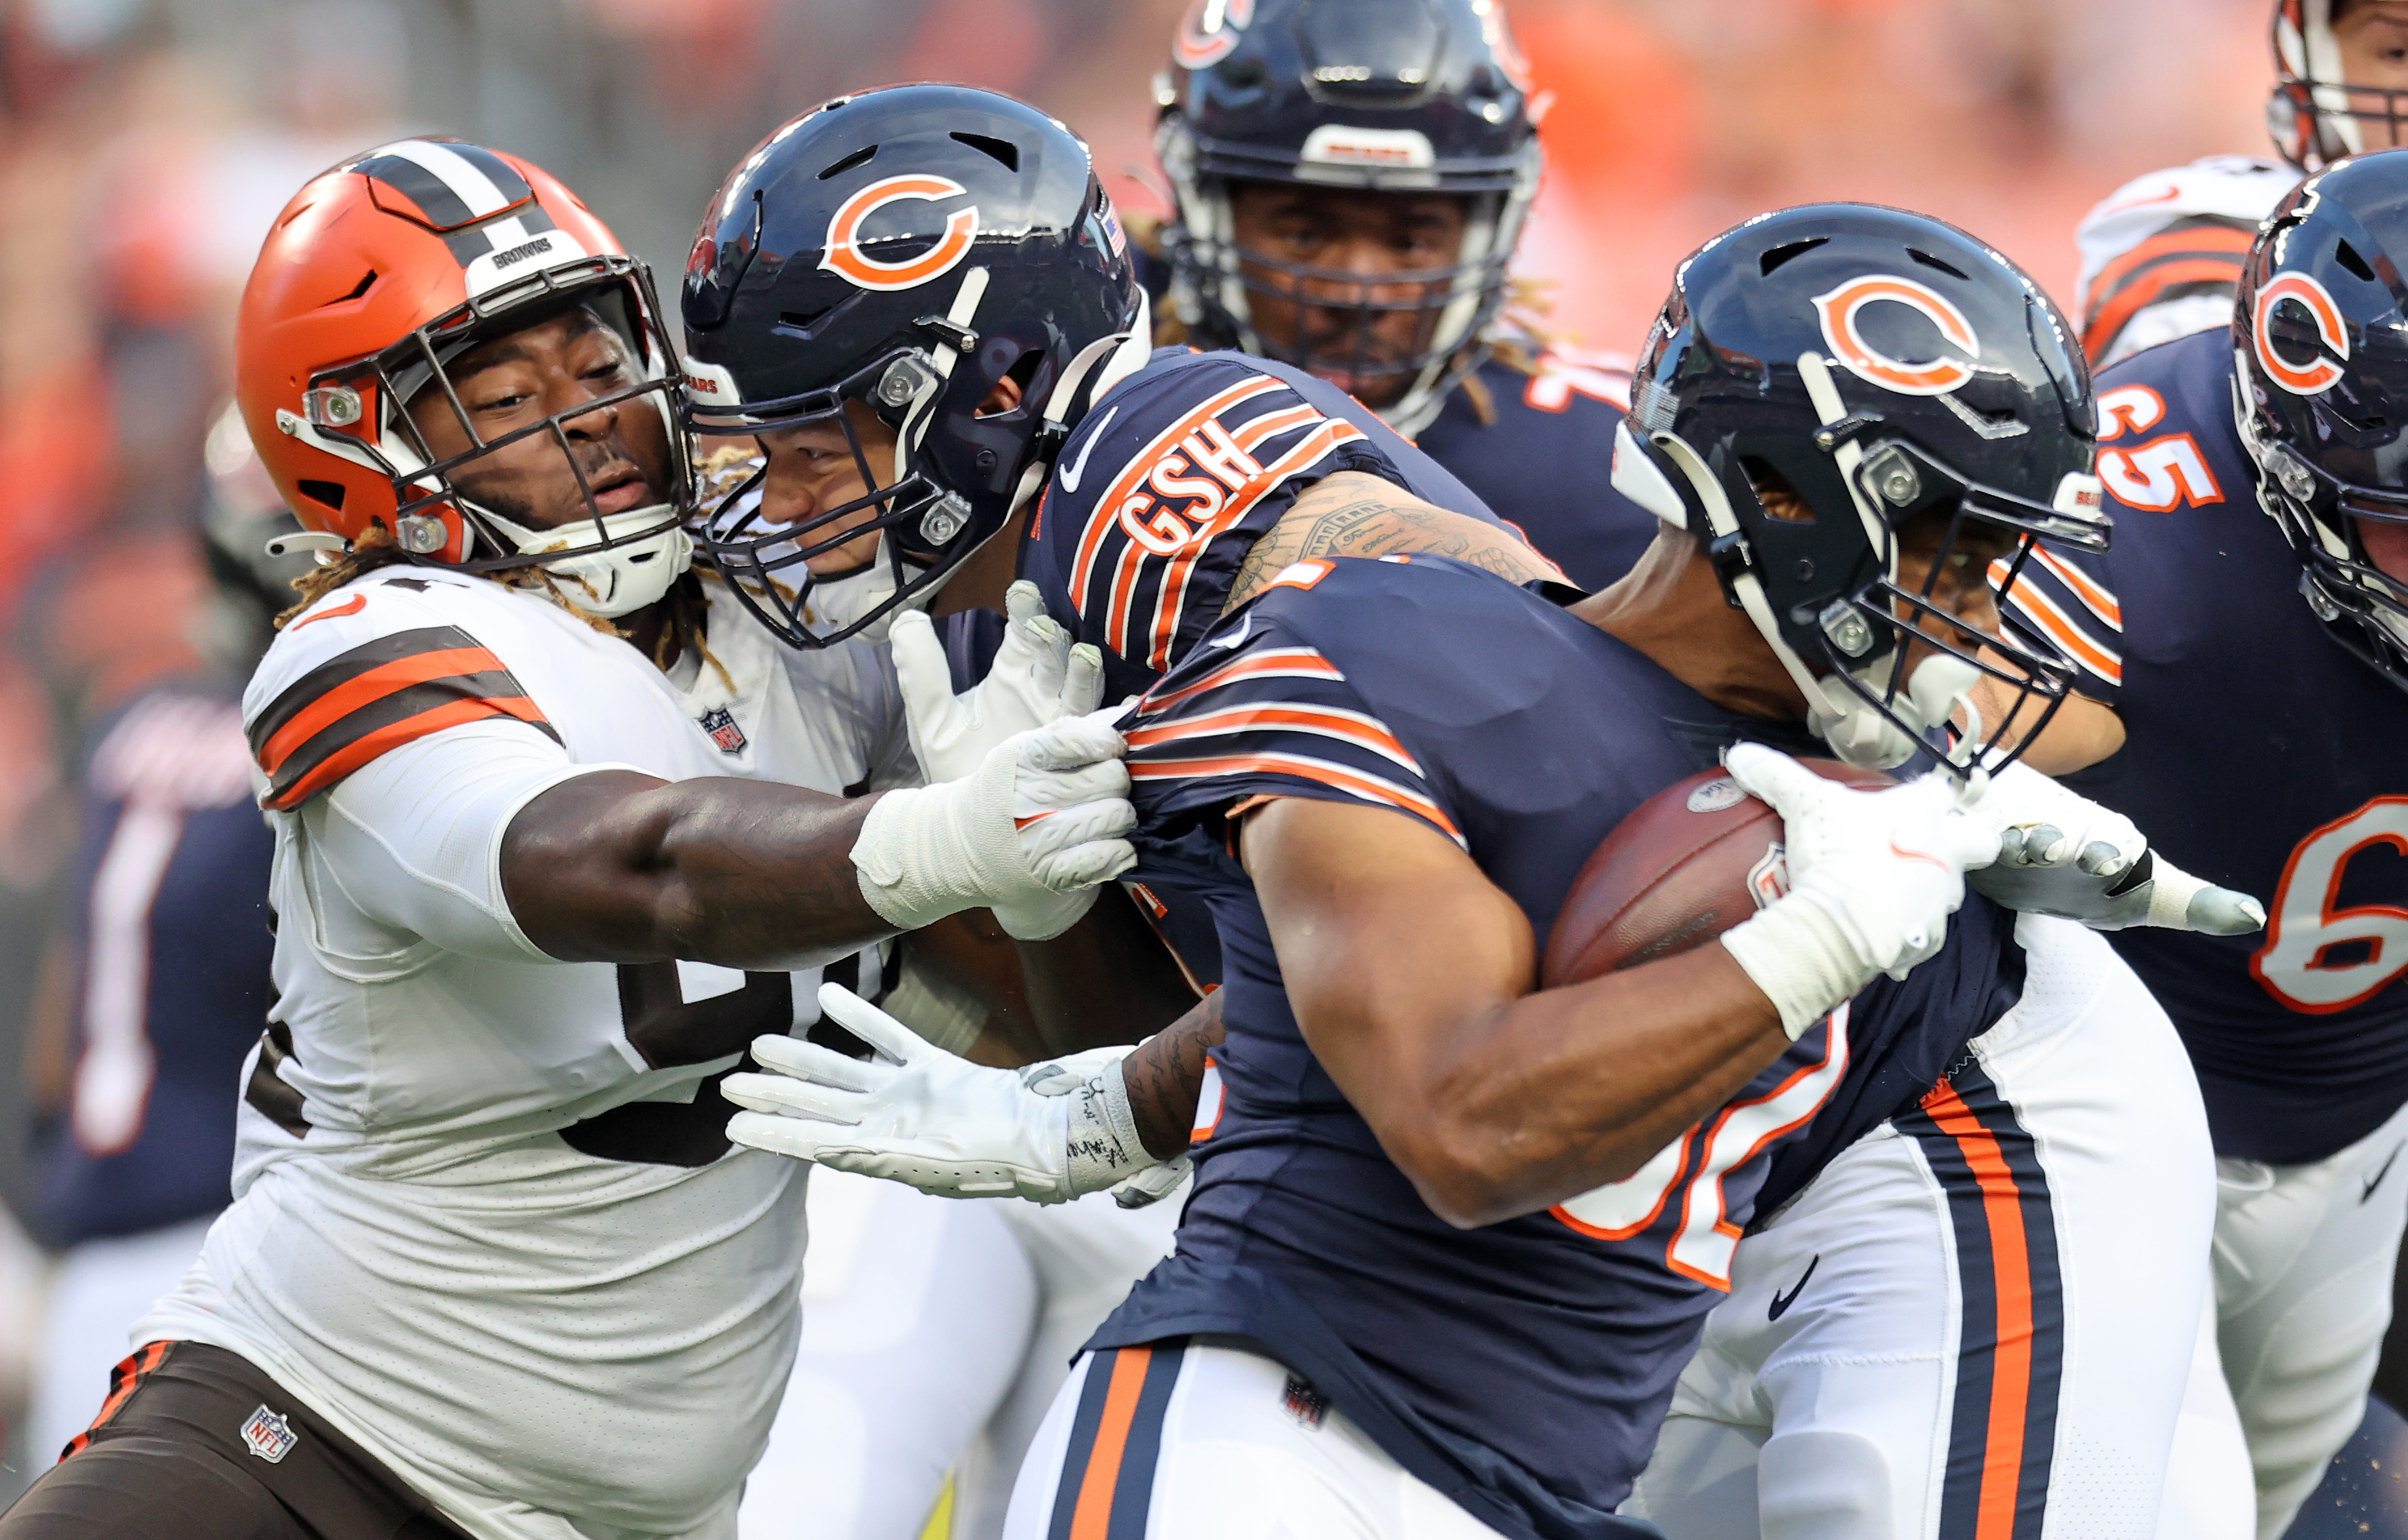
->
<box><xmin>1717</xmin><ymin>889</ymin><xmax>1881</xmax><ymax>1041</ymax></box>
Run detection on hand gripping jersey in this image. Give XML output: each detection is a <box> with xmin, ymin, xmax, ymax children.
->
<box><xmin>2000</xmin><ymin>325</ymin><xmax>2408</xmax><ymax>1164</ymax></box>
<box><xmin>136</xmin><ymin>567</ymin><xmax>910</xmax><ymax>1540</ymax></box>
<box><xmin>39</xmin><ymin>686</ymin><xmax>274</xmax><ymax>1245</ymax></box>
<box><xmin>1019</xmin><ymin>346</ymin><xmax>1515</xmax><ymax>704</ymax></box>
<box><xmin>1415</xmin><ymin>346</ymin><xmax>1660</xmax><ymax>592</ymax></box>
<box><xmin>2075</xmin><ymin>156</ymin><xmax>2301</xmax><ymax>366</ymax></box>
<box><xmin>1092</xmin><ymin>555</ymin><xmax>2022</xmax><ymax>1540</ymax></box>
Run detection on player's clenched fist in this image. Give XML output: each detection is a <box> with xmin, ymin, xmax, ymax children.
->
<box><xmin>1717</xmin><ymin>743</ymin><xmax>2000</xmax><ymax>1039</ymax></box>
<box><xmin>849</xmin><ymin>708</ymin><xmax>1136</xmax><ymax>940</ymax></box>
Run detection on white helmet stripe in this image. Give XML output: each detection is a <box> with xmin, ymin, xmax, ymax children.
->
<box><xmin>374</xmin><ymin>139</ymin><xmax>521</xmax><ymax>219</ymax></box>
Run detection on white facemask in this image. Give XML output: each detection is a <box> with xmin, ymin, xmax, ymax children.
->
<box><xmin>1808</xmin><ymin>651</ymin><xmax>1984</xmax><ymax>773</ymax></box>
<box><xmin>476</xmin><ymin>503</ymin><xmax>694</xmax><ymax>619</ymax></box>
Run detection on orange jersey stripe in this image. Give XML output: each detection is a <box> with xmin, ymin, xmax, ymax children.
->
<box><xmin>2001</xmin><ymin>582</ymin><xmax>2123</xmax><ymax>687</ymax></box>
<box><xmin>265</xmin><ymin>695</ymin><xmax>550</xmax><ymax>812</ymax></box>
<box><xmin>1067</xmin><ymin>1347</ymin><xmax>1154</xmax><ymax>1540</ymax></box>
<box><xmin>1126</xmin><ymin>702</ymin><xmax>1422</xmax><ymax>774</ymax></box>
<box><xmin>2028</xmin><ymin>546</ymin><xmax>2121</xmax><ymax>628</ymax></box>
<box><xmin>257</xmin><ymin>645</ymin><xmax>508</xmax><ymax>774</ymax></box>
<box><xmin>1129</xmin><ymin>749</ymin><xmax>1463</xmax><ymax>844</ymax></box>
<box><xmin>2084</xmin><ymin>254</ymin><xmax>2252</xmax><ymax>359</ymax></box>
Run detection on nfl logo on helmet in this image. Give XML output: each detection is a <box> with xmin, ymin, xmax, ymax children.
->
<box><xmin>239</xmin><ymin>1404</ymin><xmax>298</xmax><ymax>1464</ymax></box>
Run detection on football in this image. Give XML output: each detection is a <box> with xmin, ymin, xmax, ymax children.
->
<box><xmin>1540</xmin><ymin>759</ymin><xmax>1898</xmax><ymax>987</ymax></box>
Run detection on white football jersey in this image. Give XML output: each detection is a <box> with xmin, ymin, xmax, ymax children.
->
<box><xmin>2073</xmin><ymin>154</ymin><xmax>2301</xmax><ymax>367</ymax></box>
<box><xmin>137</xmin><ymin>567</ymin><xmax>910</xmax><ymax>1540</ymax></box>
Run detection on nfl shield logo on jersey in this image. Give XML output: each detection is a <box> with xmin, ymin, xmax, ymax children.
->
<box><xmin>698</xmin><ymin>706</ymin><xmax>747</xmax><ymax>756</ymax></box>
<box><xmin>240</xmin><ymin>1404</ymin><xmax>297</xmax><ymax>1463</ymax></box>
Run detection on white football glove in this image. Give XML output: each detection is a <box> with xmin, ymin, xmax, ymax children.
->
<box><xmin>890</xmin><ymin>581</ymin><xmax>1107</xmax><ymax>785</ymax></box>
<box><xmin>722</xmin><ymin>984</ymin><xmax>1163</xmax><ymax>1203</ymax></box>
<box><xmin>1717</xmin><ymin>743</ymin><xmax>2002</xmax><ymax>1039</ymax></box>
<box><xmin>1965</xmin><ymin>762</ymin><xmax>2265</xmax><ymax>935</ymax></box>
<box><xmin>850</xmin><ymin>711</ymin><xmax>1137</xmax><ymax>941</ymax></box>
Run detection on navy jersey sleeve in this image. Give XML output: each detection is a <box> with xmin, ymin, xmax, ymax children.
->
<box><xmin>1125</xmin><ymin>559</ymin><xmax>1464</xmax><ymax>853</ymax></box>
<box><xmin>1024</xmin><ymin>351</ymin><xmax>1402</xmax><ymax>681</ymax></box>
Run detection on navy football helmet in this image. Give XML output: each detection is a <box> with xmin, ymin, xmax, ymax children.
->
<box><xmin>680</xmin><ymin>84</ymin><xmax>1150</xmax><ymax>647</ymax></box>
<box><xmin>1608</xmin><ymin>204</ymin><xmax>2108</xmax><ymax>778</ymax></box>
<box><xmin>2235</xmin><ymin>149</ymin><xmax>2408</xmax><ymax>690</ymax></box>
<box><xmin>1154</xmin><ymin>0</ymin><xmax>1542</xmax><ymax>435</ymax></box>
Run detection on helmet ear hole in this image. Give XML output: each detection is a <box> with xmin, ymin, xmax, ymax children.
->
<box><xmin>298</xmin><ymin>479</ymin><xmax>347</xmax><ymax>512</ymax></box>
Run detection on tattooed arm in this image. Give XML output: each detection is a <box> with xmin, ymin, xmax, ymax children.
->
<box><xmin>1224</xmin><ymin>471</ymin><xmax>1568</xmax><ymax>615</ymax></box>
<box><xmin>1125</xmin><ymin>990</ymin><xmax>1226</xmax><ymax>1159</ymax></box>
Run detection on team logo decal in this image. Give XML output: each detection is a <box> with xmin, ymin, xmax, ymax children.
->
<box><xmin>2253</xmin><ymin>271</ymin><xmax>2350</xmax><ymax>396</ymax></box>
<box><xmin>1811</xmin><ymin>274</ymin><xmax>1981</xmax><ymax>397</ymax></box>
<box><xmin>698</xmin><ymin>706</ymin><xmax>747</xmax><ymax>756</ymax></box>
<box><xmin>1173</xmin><ymin>0</ymin><xmax>1254</xmax><ymax>68</ymax></box>
<box><xmin>240</xmin><ymin>1405</ymin><xmax>298</xmax><ymax>1463</ymax></box>
<box><xmin>820</xmin><ymin>175</ymin><xmax>980</xmax><ymax>292</ymax></box>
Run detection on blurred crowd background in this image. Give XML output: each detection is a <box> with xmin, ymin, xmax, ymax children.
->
<box><xmin>0</xmin><ymin>0</ymin><xmax>2295</xmax><ymax>1512</ymax></box>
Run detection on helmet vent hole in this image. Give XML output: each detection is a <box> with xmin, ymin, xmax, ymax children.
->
<box><xmin>950</xmin><ymin>132</ymin><xmax>1019</xmax><ymax>172</ymax></box>
<box><xmin>1759</xmin><ymin>238</ymin><xmax>1826</xmax><ymax>276</ymax></box>
<box><xmin>1907</xmin><ymin>248</ymin><xmax>1969</xmax><ymax>280</ymax></box>
<box><xmin>779</xmin><ymin>305</ymin><xmax>834</xmax><ymax>332</ymax></box>
<box><xmin>816</xmin><ymin>145</ymin><xmax>877</xmax><ymax>181</ymax></box>
<box><xmin>298</xmin><ymin>479</ymin><xmax>347</xmax><ymax>511</ymax></box>
<box><xmin>2337</xmin><ymin>240</ymin><xmax>2379</xmax><ymax>283</ymax></box>
<box><xmin>328</xmin><ymin>270</ymin><xmax>378</xmax><ymax>304</ymax></box>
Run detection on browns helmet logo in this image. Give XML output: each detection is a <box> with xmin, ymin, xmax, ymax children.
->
<box><xmin>2254</xmin><ymin>271</ymin><xmax>2350</xmax><ymax>396</ymax></box>
<box><xmin>1173</xmin><ymin>0</ymin><xmax>1255</xmax><ymax>68</ymax></box>
<box><xmin>820</xmin><ymin>174</ymin><xmax>980</xmax><ymax>293</ymax></box>
<box><xmin>1811</xmin><ymin>274</ymin><xmax>1980</xmax><ymax>397</ymax></box>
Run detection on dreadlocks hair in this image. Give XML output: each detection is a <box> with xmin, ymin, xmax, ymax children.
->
<box><xmin>274</xmin><ymin>519</ymin><xmax>726</xmax><ymax>686</ymax></box>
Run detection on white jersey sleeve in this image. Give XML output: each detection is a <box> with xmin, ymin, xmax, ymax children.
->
<box><xmin>2073</xmin><ymin>155</ymin><xmax>2301</xmax><ymax>367</ymax></box>
<box><xmin>306</xmin><ymin>720</ymin><xmax>626</xmax><ymax>963</ymax></box>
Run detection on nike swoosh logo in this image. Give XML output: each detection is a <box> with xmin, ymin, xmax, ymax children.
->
<box><xmin>2364</xmin><ymin>1145</ymin><xmax>2402</xmax><ymax>1204</ymax></box>
<box><xmin>1888</xmin><ymin>837</ymin><xmax>1951</xmax><ymax>872</ymax></box>
<box><xmin>1055</xmin><ymin>405</ymin><xmax>1119</xmax><ymax>493</ymax></box>
<box><xmin>1768</xmin><ymin>1253</ymin><xmax>1820</xmax><ymax>1321</ymax></box>
<box><xmin>1207</xmin><ymin>614</ymin><xmax>1252</xmax><ymax>650</ymax></box>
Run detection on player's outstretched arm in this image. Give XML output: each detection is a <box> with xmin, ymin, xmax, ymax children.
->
<box><xmin>1250</xmin><ymin>745</ymin><xmax>1997</xmax><ymax>1230</ymax></box>
<box><xmin>504</xmin><ymin>713</ymin><xmax>1139</xmax><ymax>973</ymax></box>
<box><xmin>1222</xmin><ymin>471</ymin><xmax>1567</xmax><ymax>615</ymax></box>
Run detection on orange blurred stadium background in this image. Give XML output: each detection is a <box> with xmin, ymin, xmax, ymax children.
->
<box><xmin>0</xmin><ymin>0</ymin><xmax>2270</xmax><ymax>1493</ymax></box>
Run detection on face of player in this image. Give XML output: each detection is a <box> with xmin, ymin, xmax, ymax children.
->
<box><xmin>1226</xmin><ymin>183</ymin><xmax>1470</xmax><ymax>407</ymax></box>
<box><xmin>751</xmin><ymin>378</ymin><xmax>1026</xmax><ymax>577</ymax></box>
<box><xmin>2357</xmin><ymin>514</ymin><xmax>2408</xmax><ymax>581</ymax></box>
<box><xmin>405</xmin><ymin>306</ymin><xmax>671</xmax><ymax>532</ymax></box>
<box><xmin>1753</xmin><ymin>481</ymin><xmax>2011</xmax><ymax>664</ymax></box>
<box><xmin>2336</xmin><ymin>0</ymin><xmax>2408</xmax><ymax>144</ymax></box>
<box><xmin>755</xmin><ymin>401</ymin><xmax>899</xmax><ymax>576</ymax></box>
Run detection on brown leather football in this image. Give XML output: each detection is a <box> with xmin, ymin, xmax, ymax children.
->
<box><xmin>1540</xmin><ymin>759</ymin><xmax>1898</xmax><ymax>988</ymax></box>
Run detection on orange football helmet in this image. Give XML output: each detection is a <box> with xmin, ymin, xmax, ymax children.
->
<box><xmin>236</xmin><ymin>139</ymin><xmax>692</xmax><ymax>613</ymax></box>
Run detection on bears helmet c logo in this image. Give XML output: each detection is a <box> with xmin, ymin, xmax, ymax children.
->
<box><xmin>821</xmin><ymin>175</ymin><xmax>980</xmax><ymax>293</ymax></box>
<box><xmin>2253</xmin><ymin>272</ymin><xmax>2350</xmax><ymax>396</ymax></box>
<box><xmin>1811</xmin><ymin>274</ymin><xmax>1981</xmax><ymax>397</ymax></box>
<box><xmin>1174</xmin><ymin>0</ymin><xmax>1256</xmax><ymax>69</ymax></box>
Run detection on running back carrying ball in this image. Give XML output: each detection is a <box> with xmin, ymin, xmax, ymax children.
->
<box><xmin>1541</xmin><ymin>760</ymin><xmax>1897</xmax><ymax>985</ymax></box>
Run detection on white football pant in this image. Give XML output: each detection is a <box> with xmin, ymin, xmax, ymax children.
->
<box><xmin>1002</xmin><ymin>1340</ymin><xmax>1510</xmax><ymax>1540</ymax></box>
<box><xmin>737</xmin><ymin>1171</ymin><xmax>1182</xmax><ymax>1539</ymax></box>
<box><xmin>2212</xmin><ymin>1094</ymin><xmax>2408</xmax><ymax>1538</ymax></box>
<box><xmin>1625</xmin><ymin>918</ymin><xmax>2248</xmax><ymax>1539</ymax></box>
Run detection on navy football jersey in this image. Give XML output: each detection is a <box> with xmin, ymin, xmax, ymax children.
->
<box><xmin>1093</xmin><ymin>554</ymin><xmax>2020</xmax><ymax>1540</ymax></box>
<box><xmin>40</xmin><ymin>685</ymin><xmax>274</xmax><ymax>1244</ymax></box>
<box><xmin>1416</xmin><ymin>346</ymin><xmax>1659</xmax><ymax>592</ymax></box>
<box><xmin>2000</xmin><ymin>325</ymin><xmax>2408</xmax><ymax>1164</ymax></box>
<box><xmin>1018</xmin><ymin>346</ymin><xmax>1512</xmax><ymax>704</ymax></box>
